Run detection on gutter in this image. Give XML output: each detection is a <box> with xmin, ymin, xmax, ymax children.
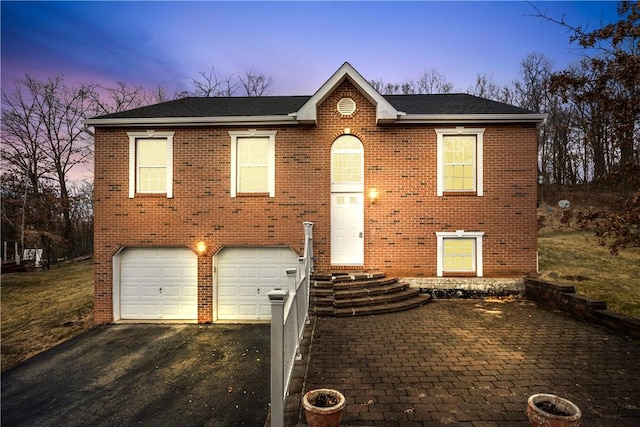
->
<box><xmin>83</xmin><ymin>113</ymin><xmax>547</xmax><ymax>128</ymax></box>
<box><xmin>396</xmin><ymin>113</ymin><xmax>548</xmax><ymax>124</ymax></box>
<box><xmin>83</xmin><ymin>115</ymin><xmax>299</xmax><ymax>127</ymax></box>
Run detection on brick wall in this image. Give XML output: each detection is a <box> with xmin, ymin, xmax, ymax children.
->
<box><xmin>93</xmin><ymin>80</ymin><xmax>539</xmax><ymax>323</ymax></box>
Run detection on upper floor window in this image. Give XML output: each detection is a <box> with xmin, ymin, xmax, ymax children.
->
<box><xmin>436</xmin><ymin>128</ymin><xmax>484</xmax><ymax>196</ymax></box>
<box><xmin>229</xmin><ymin>130</ymin><xmax>276</xmax><ymax>197</ymax></box>
<box><xmin>128</xmin><ymin>131</ymin><xmax>174</xmax><ymax>198</ymax></box>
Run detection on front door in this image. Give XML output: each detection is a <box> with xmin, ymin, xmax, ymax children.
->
<box><xmin>331</xmin><ymin>193</ymin><xmax>364</xmax><ymax>265</ymax></box>
<box><xmin>330</xmin><ymin>135</ymin><xmax>365</xmax><ymax>265</ymax></box>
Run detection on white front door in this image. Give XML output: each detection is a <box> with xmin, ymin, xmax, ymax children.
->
<box><xmin>331</xmin><ymin>192</ymin><xmax>364</xmax><ymax>265</ymax></box>
<box><xmin>330</xmin><ymin>135</ymin><xmax>365</xmax><ymax>266</ymax></box>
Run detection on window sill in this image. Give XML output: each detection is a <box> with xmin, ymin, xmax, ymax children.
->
<box><xmin>442</xmin><ymin>272</ymin><xmax>477</xmax><ymax>277</ymax></box>
<box><xmin>441</xmin><ymin>191</ymin><xmax>477</xmax><ymax>197</ymax></box>
<box><xmin>236</xmin><ymin>192</ymin><xmax>270</xmax><ymax>198</ymax></box>
<box><xmin>134</xmin><ymin>193</ymin><xmax>169</xmax><ymax>198</ymax></box>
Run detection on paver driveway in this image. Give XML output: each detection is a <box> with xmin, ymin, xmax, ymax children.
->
<box><xmin>2</xmin><ymin>323</ymin><xmax>270</xmax><ymax>427</ymax></box>
<box><xmin>300</xmin><ymin>299</ymin><xmax>640</xmax><ymax>426</ymax></box>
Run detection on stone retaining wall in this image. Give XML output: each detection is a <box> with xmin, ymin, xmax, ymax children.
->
<box><xmin>524</xmin><ymin>278</ymin><xmax>640</xmax><ymax>339</ymax></box>
<box><xmin>405</xmin><ymin>277</ymin><xmax>524</xmax><ymax>298</ymax></box>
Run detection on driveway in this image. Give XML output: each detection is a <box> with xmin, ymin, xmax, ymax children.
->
<box><xmin>1</xmin><ymin>323</ymin><xmax>270</xmax><ymax>427</ymax></box>
<box><xmin>298</xmin><ymin>299</ymin><xmax>640</xmax><ymax>426</ymax></box>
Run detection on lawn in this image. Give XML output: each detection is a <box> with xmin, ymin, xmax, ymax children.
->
<box><xmin>2</xmin><ymin>232</ymin><xmax>639</xmax><ymax>371</ymax></box>
<box><xmin>1</xmin><ymin>260</ymin><xmax>94</xmax><ymax>371</ymax></box>
<box><xmin>538</xmin><ymin>231</ymin><xmax>640</xmax><ymax>320</ymax></box>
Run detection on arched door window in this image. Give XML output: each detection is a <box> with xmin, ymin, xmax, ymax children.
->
<box><xmin>331</xmin><ymin>135</ymin><xmax>363</xmax><ymax>193</ymax></box>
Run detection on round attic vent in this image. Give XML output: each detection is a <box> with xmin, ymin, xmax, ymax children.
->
<box><xmin>337</xmin><ymin>97</ymin><xmax>356</xmax><ymax>116</ymax></box>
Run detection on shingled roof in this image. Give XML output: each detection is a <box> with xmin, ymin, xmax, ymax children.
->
<box><xmin>85</xmin><ymin>63</ymin><xmax>545</xmax><ymax>126</ymax></box>
<box><xmin>90</xmin><ymin>93</ymin><xmax>535</xmax><ymax>120</ymax></box>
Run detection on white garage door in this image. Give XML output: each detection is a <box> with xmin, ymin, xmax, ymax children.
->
<box><xmin>120</xmin><ymin>248</ymin><xmax>197</xmax><ymax>320</ymax></box>
<box><xmin>216</xmin><ymin>247</ymin><xmax>298</xmax><ymax>321</ymax></box>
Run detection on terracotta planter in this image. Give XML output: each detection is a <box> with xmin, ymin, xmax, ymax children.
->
<box><xmin>302</xmin><ymin>388</ymin><xmax>346</xmax><ymax>427</ymax></box>
<box><xmin>527</xmin><ymin>393</ymin><xmax>582</xmax><ymax>427</ymax></box>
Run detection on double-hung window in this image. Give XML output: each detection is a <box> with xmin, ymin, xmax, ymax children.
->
<box><xmin>436</xmin><ymin>231</ymin><xmax>484</xmax><ymax>277</ymax></box>
<box><xmin>128</xmin><ymin>131</ymin><xmax>174</xmax><ymax>198</ymax></box>
<box><xmin>229</xmin><ymin>130</ymin><xmax>276</xmax><ymax>197</ymax></box>
<box><xmin>436</xmin><ymin>128</ymin><xmax>484</xmax><ymax>196</ymax></box>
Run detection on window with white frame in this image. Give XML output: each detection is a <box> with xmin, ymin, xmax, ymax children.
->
<box><xmin>436</xmin><ymin>231</ymin><xmax>484</xmax><ymax>277</ymax></box>
<box><xmin>331</xmin><ymin>135</ymin><xmax>364</xmax><ymax>193</ymax></box>
<box><xmin>128</xmin><ymin>131</ymin><xmax>174</xmax><ymax>198</ymax></box>
<box><xmin>436</xmin><ymin>128</ymin><xmax>484</xmax><ymax>196</ymax></box>
<box><xmin>229</xmin><ymin>130</ymin><xmax>276</xmax><ymax>197</ymax></box>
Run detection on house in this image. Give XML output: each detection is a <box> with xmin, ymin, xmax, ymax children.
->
<box><xmin>85</xmin><ymin>62</ymin><xmax>545</xmax><ymax>324</ymax></box>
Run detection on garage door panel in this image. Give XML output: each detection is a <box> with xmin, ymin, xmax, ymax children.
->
<box><xmin>119</xmin><ymin>248</ymin><xmax>197</xmax><ymax>320</ymax></box>
<box><xmin>238</xmin><ymin>266</ymin><xmax>258</xmax><ymax>279</ymax></box>
<box><xmin>237</xmin><ymin>305</ymin><xmax>259</xmax><ymax>316</ymax></box>
<box><xmin>216</xmin><ymin>247</ymin><xmax>297</xmax><ymax>321</ymax></box>
<box><xmin>140</xmin><ymin>286</ymin><xmax>159</xmax><ymax>297</ymax></box>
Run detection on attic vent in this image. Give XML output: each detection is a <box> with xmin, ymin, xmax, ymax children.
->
<box><xmin>337</xmin><ymin>97</ymin><xmax>356</xmax><ymax>116</ymax></box>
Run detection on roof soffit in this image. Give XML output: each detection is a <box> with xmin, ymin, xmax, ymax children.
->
<box><xmin>295</xmin><ymin>62</ymin><xmax>400</xmax><ymax>124</ymax></box>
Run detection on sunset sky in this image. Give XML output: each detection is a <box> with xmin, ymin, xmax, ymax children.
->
<box><xmin>1</xmin><ymin>1</ymin><xmax>622</xmax><ymax>96</ymax></box>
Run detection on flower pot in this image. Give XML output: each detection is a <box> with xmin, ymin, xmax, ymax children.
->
<box><xmin>302</xmin><ymin>388</ymin><xmax>346</xmax><ymax>427</ymax></box>
<box><xmin>527</xmin><ymin>393</ymin><xmax>582</xmax><ymax>427</ymax></box>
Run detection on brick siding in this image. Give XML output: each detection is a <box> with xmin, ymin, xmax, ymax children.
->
<box><xmin>93</xmin><ymin>80</ymin><xmax>538</xmax><ymax>323</ymax></box>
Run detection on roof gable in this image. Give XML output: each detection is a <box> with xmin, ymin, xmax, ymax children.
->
<box><xmin>295</xmin><ymin>62</ymin><xmax>399</xmax><ymax>124</ymax></box>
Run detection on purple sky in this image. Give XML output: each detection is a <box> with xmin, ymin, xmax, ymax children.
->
<box><xmin>1</xmin><ymin>1</ymin><xmax>622</xmax><ymax>97</ymax></box>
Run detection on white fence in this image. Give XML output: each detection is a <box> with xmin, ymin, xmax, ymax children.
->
<box><xmin>268</xmin><ymin>221</ymin><xmax>314</xmax><ymax>427</ymax></box>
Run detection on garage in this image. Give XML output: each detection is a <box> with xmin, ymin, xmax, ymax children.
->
<box><xmin>216</xmin><ymin>247</ymin><xmax>298</xmax><ymax>321</ymax></box>
<box><xmin>118</xmin><ymin>248</ymin><xmax>197</xmax><ymax>320</ymax></box>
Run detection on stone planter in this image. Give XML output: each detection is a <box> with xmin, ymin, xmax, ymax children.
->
<box><xmin>527</xmin><ymin>393</ymin><xmax>582</xmax><ymax>427</ymax></box>
<box><xmin>302</xmin><ymin>388</ymin><xmax>346</xmax><ymax>427</ymax></box>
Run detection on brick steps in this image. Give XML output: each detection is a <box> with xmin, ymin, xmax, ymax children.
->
<box><xmin>310</xmin><ymin>272</ymin><xmax>432</xmax><ymax>316</ymax></box>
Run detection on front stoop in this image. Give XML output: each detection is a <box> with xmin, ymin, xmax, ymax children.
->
<box><xmin>310</xmin><ymin>273</ymin><xmax>432</xmax><ymax>316</ymax></box>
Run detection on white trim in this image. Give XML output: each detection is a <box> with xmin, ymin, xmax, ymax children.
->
<box><xmin>127</xmin><ymin>131</ymin><xmax>175</xmax><ymax>198</ymax></box>
<box><xmin>112</xmin><ymin>248</ymin><xmax>123</xmax><ymax>321</ymax></box>
<box><xmin>228</xmin><ymin>130</ymin><xmax>277</xmax><ymax>197</ymax></box>
<box><xmin>436</xmin><ymin>128</ymin><xmax>484</xmax><ymax>197</ymax></box>
<box><xmin>331</xmin><ymin>135</ymin><xmax>364</xmax><ymax>193</ymax></box>
<box><xmin>83</xmin><ymin>113</ymin><xmax>546</xmax><ymax>128</ymax></box>
<box><xmin>436</xmin><ymin>231</ymin><xmax>484</xmax><ymax>277</ymax></box>
<box><xmin>85</xmin><ymin>115</ymin><xmax>298</xmax><ymax>127</ymax></box>
<box><xmin>398</xmin><ymin>113</ymin><xmax>546</xmax><ymax>124</ymax></box>
<box><xmin>296</xmin><ymin>62</ymin><xmax>400</xmax><ymax>124</ymax></box>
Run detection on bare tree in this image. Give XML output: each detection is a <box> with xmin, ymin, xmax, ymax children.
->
<box><xmin>189</xmin><ymin>67</ymin><xmax>239</xmax><ymax>97</ymax></box>
<box><xmin>468</xmin><ymin>73</ymin><xmax>514</xmax><ymax>103</ymax></box>
<box><xmin>239</xmin><ymin>71</ymin><xmax>273</xmax><ymax>96</ymax></box>
<box><xmin>369</xmin><ymin>69</ymin><xmax>455</xmax><ymax>95</ymax></box>
<box><xmin>1</xmin><ymin>74</ymin><xmax>94</xmax><ymax>250</ymax></box>
<box><xmin>1</xmin><ymin>77</ymin><xmax>48</xmax><ymax>192</ymax></box>
<box><xmin>532</xmin><ymin>1</ymin><xmax>640</xmax><ymax>183</ymax></box>
<box><xmin>416</xmin><ymin>69</ymin><xmax>455</xmax><ymax>94</ymax></box>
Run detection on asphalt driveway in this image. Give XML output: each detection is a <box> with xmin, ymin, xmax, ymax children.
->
<box><xmin>1</xmin><ymin>323</ymin><xmax>270</xmax><ymax>427</ymax></box>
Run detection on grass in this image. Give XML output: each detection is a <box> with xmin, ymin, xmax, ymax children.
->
<box><xmin>538</xmin><ymin>231</ymin><xmax>640</xmax><ymax>320</ymax></box>
<box><xmin>1</xmin><ymin>228</ymin><xmax>639</xmax><ymax>371</ymax></box>
<box><xmin>1</xmin><ymin>260</ymin><xmax>94</xmax><ymax>371</ymax></box>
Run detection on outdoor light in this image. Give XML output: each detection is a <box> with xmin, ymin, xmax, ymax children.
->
<box><xmin>196</xmin><ymin>241</ymin><xmax>207</xmax><ymax>254</ymax></box>
<box><xmin>369</xmin><ymin>188</ymin><xmax>379</xmax><ymax>204</ymax></box>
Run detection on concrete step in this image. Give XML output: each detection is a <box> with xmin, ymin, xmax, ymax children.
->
<box><xmin>334</xmin><ymin>294</ymin><xmax>432</xmax><ymax>317</ymax></box>
<box><xmin>309</xmin><ymin>272</ymin><xmax>432</xmax><ymax>317</ymax></box>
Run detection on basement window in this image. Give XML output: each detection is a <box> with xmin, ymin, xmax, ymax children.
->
<box><xmin>436</xmin><ymin>231</ymin><xmax>484</xmax><ymax>277</ymax></box>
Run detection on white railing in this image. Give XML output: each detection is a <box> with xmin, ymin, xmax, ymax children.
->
<box><xmin>269</xmin><ymin>221</ymin><xmax>314</xmax><ymax>427</ymax></box>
